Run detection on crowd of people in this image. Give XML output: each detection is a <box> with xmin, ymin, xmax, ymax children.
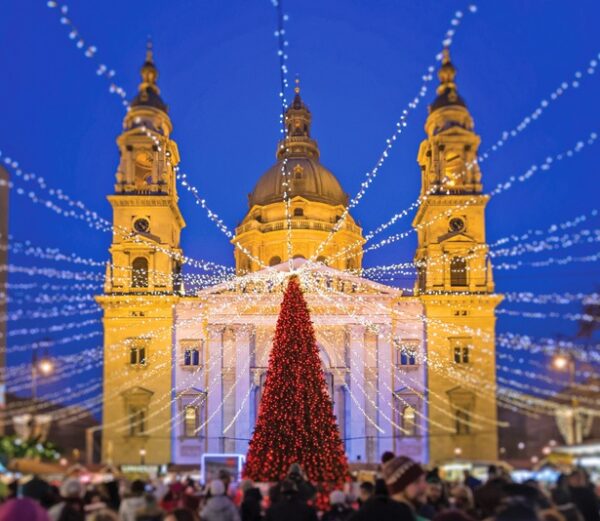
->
<box><xmin>0</xmin><ymin>453</ymin><xmax>598</xmax><ymax>521</ymax></box>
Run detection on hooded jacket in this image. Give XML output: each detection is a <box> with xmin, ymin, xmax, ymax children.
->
<box><xmin>200</xmin><ymin>495</ymin><xmax>241</xmax><ymax>521</ymax></box>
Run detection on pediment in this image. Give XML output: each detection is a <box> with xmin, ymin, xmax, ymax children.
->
<box><xmin>177</xmin><ymin>387</ymin><xmax>205</xmax><ymax>398</ymax></box>
<box><xmin>438</xmin><ymin>230</ymin><xmax>475</xmax><ymax>244</ymax></box>
<box><xmin>122</xmin><ymin>386</ymin><xmax>154</xmax><ymax>399</ymax></box>
<box><xmin>134</xmin><ymin>231</ymin><xmax>161</xmax><ymax>244</ymax></box>
<box><xmin>446</xmin><ymin>386</ymin><xmax>475</xmax><ymax>406</ymax></box>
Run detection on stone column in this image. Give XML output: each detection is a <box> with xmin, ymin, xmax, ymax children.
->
<box><xmin>151</xmin><ymin>148</ymin><xmax>159</xmax><ymax>185</ymax></box>
<box><xmin>206</xmin><ymin>325</ymin><xmax>223</xmax><ymax>453</ymax></box>
<box><xmin>125</xmin><ymin>148</ymin><xmax>134</xmax><ymax>185</ymax></box>
<box><xmin>364</xmin><ymin>329</ymin><xmax>379</xmax><ymax>463</ymax></box>
<box><xmin>234</xmin><ymin>327</ymin><xmax>251</xmax><ymax>454</ymax></box>
<box><xmin>222</xmin><ymin>328</ymin><xmax>236</xmax><ymax>454</ymax></box>
<box><xmin>347</xmin><ymin>325</ymin><xmax>366</xmax><ymax>462</ymax></box>
<box><xmin>377</xmin><ymin>324</ymin><xmax>394</xmax><ymax>456</ymax></box>
<box><xmin>332</xmin><ymin>371</ymin><xmax>346</xmax><ymax>442</ymax></box>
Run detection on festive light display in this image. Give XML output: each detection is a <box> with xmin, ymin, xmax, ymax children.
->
<box><xmin>326</xmin><ymin>51</ymin><xmax>600</xmax><ymax>263</ymax></box>
<box><xmin>0</xmin><ymin>156</ymin><xmax>233</xmax><ymax>275</ymax></box>
<box><xmin>271</xmin><ymin>0</ymin><xmax>295</xmax><ymax>267</ymax></box>
<box><xmin>0</xmin><ymin>1</ymin><xmax>598</xmax><ymax>458</ymax></box>
<box><xmin>311</xmin><ymin>6</ymin><xmax>478</xmax><ymax>263</ymax></box>
<box><xmin>244</xmin><ymin>277</ymin><xmax>349</xmax><ymax>483</ymax></box>
<box><xmin>305</xmin><ymin>273</ymin><xmax>599</xmax><ymax>415</ymax></box>
<box><xmin>333</xmin><ymin>132</ymin><xmax>599</xmax><ymax>262</ymax></box>
<box><xmin>46</xmin><ymin>1</ymin><xmax>129</xmax><ymax>108</ymax></box>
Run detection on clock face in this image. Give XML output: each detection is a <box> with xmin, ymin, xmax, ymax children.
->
<box><xmin>134</xmin><ymin>218</ymin><xmax>150</xmax><ymax>233</ymax></box>
<box><xmin>449</xmin><ymin>217</ymin><xmax>465</xmax><ymax>233</ymax></box>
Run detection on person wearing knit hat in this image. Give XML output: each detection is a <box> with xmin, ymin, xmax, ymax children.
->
<box><xmin>383</xmin><ymin>456</ymin><xmax>428</xmax><ymax>517</ymax></box>
<box><xmin>349</xmin><ymin>456</ymin><xmax>426</xmax><ymax>521</ymax></box>
<box><xmin>383</xmin><ymin>456</ymin><xmax>425</xmax><ymax>496</ymax></box>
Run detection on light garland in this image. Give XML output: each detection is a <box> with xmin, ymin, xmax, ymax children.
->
<box><xmin>45</xmin><ymin>1</ymin><xmax>129</xmax><ymax>108</ymax></box>
<box><xmin>326</xmin><ymin>51</ymin><xmax>600</xmax><ymax>264</ymax></box>
<box><xmin>361</xmin><ymin>207</ymin><xmax>600</xmax><ymax>280</ymax></box>
<box><xmin>503</xmin><ymin>291</ymin><xmax>599</xmax><ymax>305</ymax></box>
<box><xmin>310</xmin><ymin>5</ymin><xmax>478</xmax><ymax>263</ymax></box>
<box><xmin>339</xmin><ymin>132</ymin><xmax>599</xmax><ymax>260</ymax></box>
<box><xmin>0</xmin><ymin>156</ymin><xmax>233</xmax><ymax>275</ymax></box>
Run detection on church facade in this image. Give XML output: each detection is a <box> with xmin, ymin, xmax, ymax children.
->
<box><xmin>97</xmin><ymin>46</ymin><xmax>501</xmax><ymax>468</ymax></box>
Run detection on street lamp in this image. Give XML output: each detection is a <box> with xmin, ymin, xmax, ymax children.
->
<box><xmin>31</xmin><ymin>340</ymin><xmax>54</xmax><ymax>401</ymax></box>
<box><xmin>551</xmin><ymin>352</ymin><xmax>578</xmax><ymax>445</ymax></box>
<box><xmin>552</xmin><ymin>353</ymin><xmax>570</xmax><ymax>371</ymax></box>
<box><xmin>139</xmin><ymin>448</ymin><xmax>146</xmax><ymax>465</ymax></box>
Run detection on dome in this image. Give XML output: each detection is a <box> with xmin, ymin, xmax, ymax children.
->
<box><xmin>248</xmin><ymin>157</ymin><xmax>348</xmax><ymax>208</ymax></box>
<box><xmin>429</xmin><ymin>86</ymin><xmax>466</xmax><ymax>113</ymax></box>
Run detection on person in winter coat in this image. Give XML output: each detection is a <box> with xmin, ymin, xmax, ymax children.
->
<box><xmin>321</xmin><ymin>490</ymin><xmax>353</xmax><ymax>521</ymax></box>
<box><xmin>119</xmin><ymin>480</ymin><xmax>148</xmax><ymax>521</ymax></box>
<box><xmin>264</xmin><ymin>480</ymin><xmax>318</xmax><ymax>521</ymax></box>
<box><xmin>568</xmin><ymin>471</ymin><xmax>600</xmax><ymax>521</ymax></box>
<box><xmin>349</xmin><ymin>456</ymin><xmax>426</xmax><ymax>521</ymax></box>
<box><xmin>200</xmin><ymin>480</ymin><xmax>241</xmax><ymax>521</ymax></box>
<box><xmin>47</xmin><ymin>478</ymin><xmax>86</xmax><ymax>521</ymax></box>
<box><xmin>552</xmin><ymin>474</ymin><xmax>584</xmax><ymax>521</ymax></box>
<box><xmin>419</xmin><ymin>476</ymin><xmax>449</xmax><ymax>519</ymax></box>
<box><xmin>357</xmin><ymin>482</ymin><xmax>374</xmax><ymax>508</ymax></box>
<box><xmin>135</xmin><ymin>492</ymin><xmax>165</xmax><ymax>521</ymax></box>
<box><xmin>270</xmin><ymin>463</ymin><xmax>316</xmax><ymax>506</ymax></box>
<box><xmin>240</xmin><ymin>485</ymin><xmax>263</xmax><ymax>521</ymax></box>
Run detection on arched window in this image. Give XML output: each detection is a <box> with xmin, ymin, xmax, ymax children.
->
<box><xmin>403</xmin><ymin>406</ymin><xmax>417</xmax><ymax>436</ymax></box>
<box><xmin>184</xmin><ymin>406</ymin><xmax>198</xmax><ymax>437</ymax></box>
<box><xmin>293</xmin><ymin>255</ymin><xmax>306</xmax><ymax>260</ymax></box>
<box><xmin>293</xmin><ymin>208</ymin><xmax>304</xmax><ymax>217</ymax></box>
<box><xmin>269</xmin><ymin>256</ymin><xmax>282</xmax><ymax>267</ymax></box>
<box><xmin>450</xmin><ymin>257</ymin><xmax>467</xmax><ymax>287</ymax></box>
<box><xmin>131</xmin><ymin>257</ymin><xmax>148</xmax><ymax>288</ymax></box>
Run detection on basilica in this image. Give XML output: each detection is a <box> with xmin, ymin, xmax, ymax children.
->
<box><xmin>97</xmin><ymin>46</ymin><xmax>501</xmax><ymax>467</ymax></box>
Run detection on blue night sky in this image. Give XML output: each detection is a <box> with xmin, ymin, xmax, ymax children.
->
<box><xmin>1</xmin><ymin>1</ymin><xmax>599</xmax><ymax>405</ymax></box>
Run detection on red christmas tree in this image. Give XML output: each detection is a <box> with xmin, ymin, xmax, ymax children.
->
<box><xmin>244</xmin><ymin>276</ymin><xmax>349</xmax><ymax>483</ymax></box>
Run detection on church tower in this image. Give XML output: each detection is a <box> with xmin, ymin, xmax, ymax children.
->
<box><xmin>233</xmin><ymin>82</ymin><xmax>365</xmax><ymax>273</ymax></box>
<box><xmin>413</xmin><ymin>49</ymin><xmax>502</xmax><ymax>463</ymax></box>
<box><xmin>96</xmin><ymin>43</ymin><xmax>185</xmax><ymax>464</ymax></box>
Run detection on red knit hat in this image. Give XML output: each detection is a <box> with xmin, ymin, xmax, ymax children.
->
<box><xmin>382</xmin><ymin>456</ymin><xmax>424</xmax><ymax>495</ymax></box>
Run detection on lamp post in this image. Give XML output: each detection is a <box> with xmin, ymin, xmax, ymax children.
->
<box><xmin>139</xmin><ymin>448</ymin><xmax>146</xmax><ymax>465</ymax></box>
<box><xmin>551</xmin><ymin>352</ymin><xmax>578</xmax><ymax>445</ymax></box>
<box><xmin>31</xmin><ymin>340</ymin><xmax>54</xmax><ymax>401</ymax></box>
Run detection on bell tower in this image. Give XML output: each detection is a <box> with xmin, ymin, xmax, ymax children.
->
<box><xmin>413</xmin><ymin>49</ymin><xmax>502</xmax><ymax>464</ymax></box>
<box><xmin>97</xmin><ymin>42</ymin><xmax>185</xmax><ymax>465</ymax></box>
